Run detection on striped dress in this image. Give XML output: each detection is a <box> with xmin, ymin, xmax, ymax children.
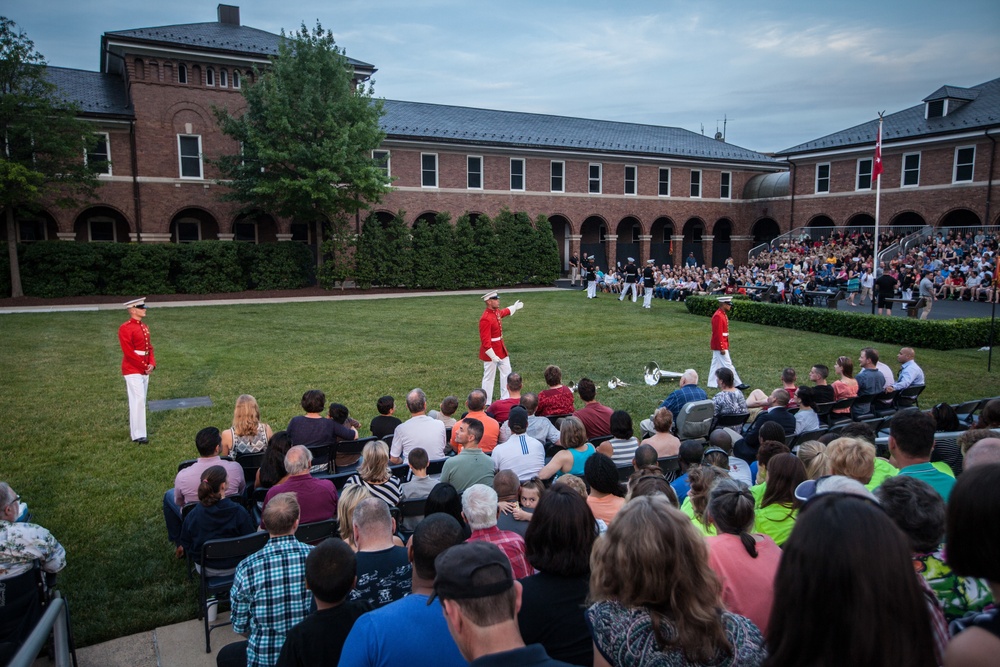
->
<box><xmin>344</xmin><ymin>474</ymin><xmax>403</xmax><ymax>507</ymax></box>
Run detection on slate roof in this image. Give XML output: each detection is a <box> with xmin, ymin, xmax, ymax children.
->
<box><xmin>776</xmin><ymin>76</ymin><xmax>1000</xmax><ymax>156</ymax></box>
<box><xmin>923</xmin><ymin>85</ymin><xmax>978</xmax><ymax>102</ymax></box>
<box><xmin>43</xmin><ymin>66</ymin><xmax>133</xmax><ymax>118</ymax></box>
<box><xmin>103</xmin><ymin>22</ymin><xmax>373</xmax><ymax>70</ymax></box>
<box><xmin>381</xmin><ymin>100</ymin><xmax>780</xmax><ymax>166</ymax></box>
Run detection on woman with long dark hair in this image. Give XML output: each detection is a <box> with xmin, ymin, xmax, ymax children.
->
<box><xmin>766</xmin><ymin>494</ymin><xmax>937</xmax><ymax>667</ymax></box>
<box><xmin>584</xmin><ymin>453</ymin><xmax>626</xmax><ymax>525</ymax></box>
<box><xmin>255</xmin><ymin>430</ymin><xmax>292</xmax><ymax>489</ymax></box>
<box><xmin>518</xmin><ymin>485</ymin><xmax>598</xmax><ymax>666</ymax></box>
<box><xmin>588</xmin><ymin>496</ymin><xmax>766</xmax><ymax>666</ymax></box>
<box><xmin>753</xmin><ymin>453</ymin><xmax>805</xmax><ymax>547</ymax></box>
<box><xmin>705</xmin><ymin>478</ymin><xmax>782</xmax><ymax>636</ymax></box>
<box><xmin>179</xmin><ymin>465</ymin><xmax>256</xmax><ymax>574</ymax></box>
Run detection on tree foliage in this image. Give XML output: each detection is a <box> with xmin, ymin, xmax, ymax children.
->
<box><xmin>0</xmin><ymin>17</ymin><xmax>105</xmax><ymax>296</ymax></box>
<box><xmin>214</xmin><ymin>21</ymin><xmax>391</xmax><ymax>261</ymax></box>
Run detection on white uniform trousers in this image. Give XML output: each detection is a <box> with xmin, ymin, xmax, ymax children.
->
<box><xmin>587</xmin><ymin>281</ymin><xmax>597</xmax><ymax>298</ymax></box>
<box><xmin>707</xmin><ymin>350</ymin><xmax>742</xmax><ymax>388</ymax></box>
<box><xmin>643</xmin><ymin>287</ymin><xmax>653</xmax><ymax>308</ymax></box>
<box><xmin>619</xmin><ymin>282</ymin><xmax>638</xmax><ymax>302</ymax></box>
<box><xmin>124</xmin><ymin>373</ymin><xmax>148</xmax><ymax>439</ymax></box>
<box><xmin>482</xmin><ymin>356</ymin><xmax>512</xmax><ymax>405</ymax></box>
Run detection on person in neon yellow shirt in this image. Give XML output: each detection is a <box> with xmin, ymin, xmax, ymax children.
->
<box><xmin>753</xmin><ymin>453</ymin><xmax>805</xmax><ymax>546</ymax></box>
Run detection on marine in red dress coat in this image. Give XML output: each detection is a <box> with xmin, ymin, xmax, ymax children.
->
<box><xmin>119</xmin><ymin>298</ymin><xmax>155</xmax><ymax>442</ymax></box>
<box><xmin>479</xmin><ymin>291</ymin><xmax>523</xmax><ymax>404</ymax></box>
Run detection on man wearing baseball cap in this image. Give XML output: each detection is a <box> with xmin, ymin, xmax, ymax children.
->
<box><xmin>118</xmin><ymin>297</ymin><xmax>155</xmax><ymax>443</ymax></box>
<box><xmin>479</xmin><ymin>291</ymin><xmax>524</xmax><ymax>405</ymax></box>
<box><xmin>431</xmin><ymin>541</ymin><xmax>573</xmax><ymax>666</ymax></box>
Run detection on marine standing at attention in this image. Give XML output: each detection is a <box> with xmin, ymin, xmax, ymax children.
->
<box><xmin>479</xmin><ymin>291</ymin><xmax>523</xmax><ymax>405</ymax></box>
<box><xmin>119</xmin><ymin>297</ymin><xmax>155</xmax><ymax>443</ymax></box>
<box><xmin>642</xmin><ymin>259</ymin><xmax>655</xmax><ymax>309</ymax></box>
<box><xmin>707</xmin><ymin>296</ymin><xmax>742</xmax><ymax>389</ymax></box>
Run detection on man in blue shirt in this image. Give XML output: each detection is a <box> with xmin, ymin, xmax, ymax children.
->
<box><xmin>339</xmin><ymin>514</ymin><xmax>467</xmax><ymax>667</ymax></box>
<box><xmin>888</xmin><ymin>347</ymin><xmax>925</xmax><ymax>393</ymax></box>
<box><xmin>660</xmin><ymin>369</ymin><xmax>708</xmax><ymax>420</ymax></box>
<box><xmin>217</xmin><ymin>493</ymin><xmax>313</xmax><ymax>667</ymax></box>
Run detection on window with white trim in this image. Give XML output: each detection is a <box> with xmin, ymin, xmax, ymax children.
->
<box><xmin>550</xmin><ymin>161</ymin><xmax>564</xmax><ymax>192</ymax></box>
<box><xmin>88</xmin><ymin>217</ymin><xmax>117</xmax><ymax>242</ymax></box>
<box><xmin>206</xmin><ymin>67</ymin><xmax>215</xmax><ymax>86</ymax></box>
<box><xmin>421</xmin><ymin>153</ymin><xmax>438</xmax><ymax>188</ymax></box>
<box><xmin>178</xmin><ymin>64</ymin><xmax>188</xmax><ymax>84</ymax></box>
<box><xmin>690</xmin><ymin>170</ymin><xmax>701</xmax><ymax>198</ymax></box>
<box><xmin>720</xmin><ymin>172</ymin><xmax>731</xmax><ymax>199</ymax></box>
<box><xmin>178</xmin><ymin>135</ymin><xmax>203</xmax><ymax>179</ymax></box>
<box><xmin>220</xmin><ymin>69</ymin><xmax>228</xmax><ymax>87</ymax></box>
<box><xmin>175</xmin><ymin>218</ymin><xmax>201</xmax><ymax>243</ymax></box>
<box><xmin>510</xmin><ymin>158</ymin><xmax>524</xmax><ymax>191</ymax></box>
<box><xmin>232</xmin><ymin>70</ymin><xmax>241</xmax><ymax>88</ymax></box>
<box><xmin>373</xmin><ymin>150</ymin><xmax>390</xmax><ymax>178</ymax></box>
<box><xmin>86</xmin><ymin>133</ymin><xmax>111</xmax><ymax>175</ymax></box>
<box><xmin>467</xmin><ymin>156</ymin><xmax>483</xmax><ymax>189</ymax></box>
<box><xmin>816</xmin><ymin>163</ymin><xmax>830</xmax><ymax>193</ymax></box>
<box><xmin>954</xmin><ymin>146</ymin><xmax>975</xmax><ymax>182</ymax></box>
<box><xmin>624</xmin><ymin>165</ymin><xmax>637</xmax><ymax>195</ymax></box>
<box><xmin>901</xmin><ymin>153</ymin><xmax>920</xmax><ymax>187</ymax></box>
<box><xmin>856</xmin><ymin>158</ymin><xmax>873</xmax><ymax>191</ymax></box>
<box><xmin>589</xmin><ymin>163</ymin><xmax>602</xmax><ymax>194</ymax></box>
<box><xmin>658</xmin><ymin>168</ymin><xmax>670</xmax><ymax>196</ymax></box>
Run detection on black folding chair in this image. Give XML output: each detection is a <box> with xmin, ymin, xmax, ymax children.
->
<box><xmin>333</xmin><ymin>436</ymin><xmax>378</xmax><ymax>473</ymax></box>
<box><xmin>709</xmin><ymin>412</ymin><xmax>750</xmax><ymax>434</ymax></box>
<box><xmin>198</xmin><ymin>532</ymin><xmax>270</xmax><ymax>653</ymax></box>
<box><xmin>657</xmin><ymin>456</ymin><xmax>680</xmax><ymax>482</ymax></box>
<box><xmin>295</xmin><ymin>518</ymin><xmax>339</xmax><ymax>545</ymax></box>
<box><xmin>893</xmin><ymin>385</ymin><xmax>925</xmax><ymax>410</ymax></box>
<box><xmin>825</xmin><ymin>397</ymin><xmax>855</xmax><ymax>427</ymax></box>
<box><xmin>850</xmin><ymin>393</ymin><xmax>877</xmax><ymax>420</ymax></box>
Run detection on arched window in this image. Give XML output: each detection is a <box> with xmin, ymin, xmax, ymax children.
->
<box><xmin>206</xmin><ymin>67</ymin><xmax>215</xmax><ymax>86</ymax></box>
<box><xmin>134</xmin><ymin>58</ymin><xmax>145</xmax><ymax>80</ymax></box>
<box><xmin>178</xmin><ymin>64</ymin><xmax>188</xmax><ymax>84</ymax></box>
<box><xmin>220</xmin><ymin>69</ymin><xmax>228</xmax><ymax>87</ymax></box>
<box><xmin>232</xmin><ymin>70</ymin><xmax>241</xmax><ymax>88</ymax></box>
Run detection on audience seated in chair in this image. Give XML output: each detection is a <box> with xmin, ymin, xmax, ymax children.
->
<box><xmin>348</xmin><ymin>498</ymin><xmax>411</xmax><ymax>610</ymax></box>
<box><xmin>262</xmin><ymin>445</ymin><xmax>338</xmax><ymax>526</ymax></box>
<box><xmin>391</xmin><ymin>388</ymin><xmax>448</xmax><ymax>464</ymax></box>
<box><xmin>180</xmin><ymin>466</ymin><xmax>256</xmax><ymax>576</ymax></box>
<box><xmin>164</xmin><ymin>427</ymin><xmax>245</xmax><ymax>559</ymax></box>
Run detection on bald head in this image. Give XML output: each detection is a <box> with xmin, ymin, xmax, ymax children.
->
<box><xmin>965</xmin><ymin>438</ymin><xmax>1000</xmax><ymax>470</ymax></box>
<box><xmin>680</xmin><ymin>369</ymin><xmax>699</xmax><ymax>386</ymax></box>
<box><xmin>898</xmin><ymin>347</ymin><xmax>915</xmax><ymax>363</ymax></box>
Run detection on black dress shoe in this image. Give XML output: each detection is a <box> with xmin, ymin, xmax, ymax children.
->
<box><xmin>735</xmin><ymin>384</ymin><xmax>750</xmax><ymax>391</ymax></box>
<box><xmin>133</xmin><ymin>437</ymin><xmax>149</xmax><ymax>444</ymax></box>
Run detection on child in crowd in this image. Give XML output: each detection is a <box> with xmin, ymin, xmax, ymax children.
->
<box><xmin>428</xmin><ymin>396</ymin><xmax>458</xmax><ymax>428</ymax></box>
<box><xmin>400</xmin><ymin>448</ymin><xmax>436</xmax><ymax>532</ymax></box>
<box><xmin>369</xmin><ymin>395</ymin><xmax>401</xmax><ymax>439</ymax></box>
<box><xmin>512</xmin><ymin>478</ymin><xmax>545</xmax><ymax>522</ymax></box>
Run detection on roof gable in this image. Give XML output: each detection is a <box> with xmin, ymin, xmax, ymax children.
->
<box><xmin>776</xmin><ymin>76</ymin><xmax>1000</xmax><ymax>156</ymax></box>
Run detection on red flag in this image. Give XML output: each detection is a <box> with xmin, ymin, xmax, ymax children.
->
<box><xmin>872</xmin><ymin>122</ymin><xmax>884</xmax><ymax>181</ymax></box>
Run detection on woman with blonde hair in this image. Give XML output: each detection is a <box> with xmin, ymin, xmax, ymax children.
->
<box><xmin>588</xmin><ymin>495</ymin><xmax>766</xmax><ymax>666</ymax></box>
<box><xmin>538</xmin><ymin>416</ymin><xmax>595</xmax><ymax>480</ymax></box>
<box><xmin>220</xmin><ymin>394</ymin><xmax>273</xmax><ymax>456</ymax></box>
<box><xmin>338</xmin><ymin>484</ymin><xmax>372</xmax><ymax>550</ymax></box>
<box><xmin>796</xmin><ymin>441</ymin><xmax>830</xmax><ymax>479</ymax></box>
<box><xmin>344</xmin><ymin>440</ymin><xmax>402</xmax><ymax>506</ymax></box>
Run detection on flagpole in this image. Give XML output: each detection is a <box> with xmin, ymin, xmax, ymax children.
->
<box><xmin>872</xmin><ymin>113</ymin><xmax>884</xmax><ymax>313</ymax></box>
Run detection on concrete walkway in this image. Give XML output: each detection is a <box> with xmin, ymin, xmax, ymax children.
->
<box><xmin>39</xmin><ymin>612</ymin><xmax>244</xmax><ymax>667</ymax></box>
<box><xmin>0</xmin><ymin>286</ymin><xmax>566</xmax><ymax>314</ymax></box>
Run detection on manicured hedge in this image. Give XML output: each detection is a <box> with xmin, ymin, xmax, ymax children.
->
<box><xmin>0</xmin><ymin>241</ymin><xmax>315</xmax><ymax>298</ymax></box>
<box><xmin>347</xmin><ymin>209</ymin><xmax>560</xmax><ymax>290</ymax></box>
<box><xmin>685</xmin><ymin>295</ymin><xmax>999</xmax><ymax>351</ymax></box>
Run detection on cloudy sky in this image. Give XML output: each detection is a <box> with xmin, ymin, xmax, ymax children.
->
<box><xmin>10</xmin><ymin>0</ymin><xmax>1000</xmax><ymax>153</ymax></box>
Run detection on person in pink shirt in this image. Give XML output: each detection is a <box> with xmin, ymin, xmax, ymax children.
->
<box><xmin>704</xmin><ymin>478</ymin><xmax>782</xmax><ymax>636</ymax></box>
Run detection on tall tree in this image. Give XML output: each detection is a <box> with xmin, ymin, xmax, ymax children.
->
<box><xmin>0</xmin><ymin>17</ymin><xmax>104</xmax><ymax>297</ymax></box>
<box><xmin>214</xmin><ymin>21</ymin><xmax>391</xmax><ymax>286</ymax></box>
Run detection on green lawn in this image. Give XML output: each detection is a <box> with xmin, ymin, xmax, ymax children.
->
<box><xmin>0</xmin><ymin>290</ymin><xmax>996</xmax><ymax>646</ymax></box>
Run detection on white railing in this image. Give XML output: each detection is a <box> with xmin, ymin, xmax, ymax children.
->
<box><xmin>7</xmin><ymin>595</ymin><xmax>73</xmax><ymax>667</ymax></box>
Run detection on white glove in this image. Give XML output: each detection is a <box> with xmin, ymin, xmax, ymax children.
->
<box><xmin>509</xmin><ymin>300</ymin><xmax>524</xmax><ymax>314</ymax></box>
<box><xmin>486</xmin><ymin>349</ymin><xmax>501</xmax><ymax>363</ymax></box>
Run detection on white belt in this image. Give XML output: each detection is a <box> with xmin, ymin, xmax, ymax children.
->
<box><xmin>135</xmin><ymin>350</ymin><xmax>147</xmax><ymax>355</ymax></box>
<box><xmin>491</xmin><ymin>336</ymin><xmax>503</xmax><ymax>342</ymax></box>
<box><xmin>722</xmin><ymin>333</ymin><xmax>729</xmax><ymax>337</ymax></box>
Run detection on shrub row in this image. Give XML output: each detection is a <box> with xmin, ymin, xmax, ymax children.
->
<box><xmin>329</xmin><ymin>209</ymin><xmax>561</xmax><ymax>290</ymax></box>
<box><xmin>0</xmin><ymin>241</ymin><xmax>315</xmax><ymax>297</ymax></box>
<box><xmin>684</xmin><ymin>295</ymin><xmax>999</xmax><ymax>351</ymax></box>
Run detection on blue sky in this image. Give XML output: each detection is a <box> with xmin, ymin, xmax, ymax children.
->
<box><xmin>10</xmin><ymin>0</ymin><xmax>1000</xmax><ymax>153</ymax></box>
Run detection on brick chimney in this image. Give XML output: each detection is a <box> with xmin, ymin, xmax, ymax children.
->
<box><xmin>218</xmin><ymin>4</ymin><xmax>240</xmax><ymax>25</ymax></box>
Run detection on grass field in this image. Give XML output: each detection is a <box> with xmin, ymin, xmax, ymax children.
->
<box><xmin>1</xmin><ymin>289</ymin><xmax>997</xmax><ymax>646</ymax></box>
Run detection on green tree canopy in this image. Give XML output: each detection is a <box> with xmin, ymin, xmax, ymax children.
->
<box><xmin>0</xmin><ymin>17</ymin><xmax>105</xmax><ymax>297</ymax></box>
<box><xmin>214</xmin><ymin>21</ymin><xmax>391</xmax><ymax>239</ymax></box>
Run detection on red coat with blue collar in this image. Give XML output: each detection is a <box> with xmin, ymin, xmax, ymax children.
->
<box><xmin>119</xmin><ymin>318</ymin><xmax>155</xmax><ymax>375</ymax></box>
<box><xmin>479</xmin><ymin>307</ymin><xmax>511</xmax><ymax>361</ymax></box>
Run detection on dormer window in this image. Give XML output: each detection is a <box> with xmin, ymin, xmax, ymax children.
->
<box><xmin>926</xmin><ymin>100</ymin><xmax>945</xmax><ymax>118</ymax></box>
<box><xmin>923</xmin><ymin>86</ymin><xmax>977</xmax><ymax>120</ymax></box>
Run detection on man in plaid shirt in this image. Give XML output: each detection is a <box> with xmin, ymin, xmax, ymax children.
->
<box><xmin>216</xmin><ymin>493</ymin><xmax>312</xmax><ymax>667</ymax></box>
<box><xmin>461</xmin><ymin>484</ymin><xmax>532</xmax><ymax>579</ymax></box>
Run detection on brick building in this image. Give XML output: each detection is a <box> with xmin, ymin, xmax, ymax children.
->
<box><xmin>773</xmin><ymin>78</ymin><xmax>1000</xmax><ymax>237</ymax></box>
<box><xmin>7</xmin><ymin>4</ymin><xmax>997</xmax><ymax>273</ymax></box>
